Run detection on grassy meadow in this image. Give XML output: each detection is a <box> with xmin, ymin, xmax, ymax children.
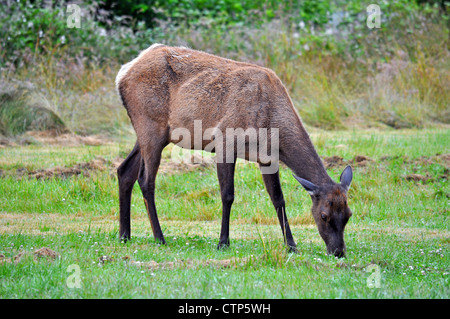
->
<box><xmin>0</xmin><ymin>129</ymin><xmax>448</xmax><ymax>298</ymax></box>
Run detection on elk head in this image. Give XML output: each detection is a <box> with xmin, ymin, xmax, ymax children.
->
<box><xmin>294</xmin><ymin>166</ymin><xmax>353</xmax><ymax>258</ymax></box>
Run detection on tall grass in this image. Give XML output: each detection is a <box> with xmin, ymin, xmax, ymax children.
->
<box><xmin>1</xmin><ymin>58</ymin><xmax>129</xmax><ymax>136</ymax></box>
<box><xmin>0</xmin><ymin>80</ymin><xmax>66</xmax><ymax>136</ymax></box>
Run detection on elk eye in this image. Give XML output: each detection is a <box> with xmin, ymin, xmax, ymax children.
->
<box><xmin>321</xmin><ymin>213</ymin><xmax>328</xmax><ymax>221</ymax></box>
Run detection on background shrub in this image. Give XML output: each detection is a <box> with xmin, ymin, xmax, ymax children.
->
<box><xmin>0</xmin><ymin>0</ymin><xmax>448</xmax><ymax>135</ymax></box>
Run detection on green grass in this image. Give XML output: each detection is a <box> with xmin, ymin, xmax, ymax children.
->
<box><xmin>0</xmin><ymin>128</ymin><xmax>449</xmax><ymax>298</ymax></box>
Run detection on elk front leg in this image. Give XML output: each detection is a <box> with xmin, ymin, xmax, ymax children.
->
<box><xmin>117</xmin><ymin>142</ymin><xmax>141</xmax><ymax>241</ymax></box>
<box><xmin>216</xmin><ymin>161</ymin><xmax>236</xmax><ymax>249</ymax></box>
<box><xmin>260</xmin><ymin>167</ymin><xmax>297</xmax><ymax>252</ymax></box>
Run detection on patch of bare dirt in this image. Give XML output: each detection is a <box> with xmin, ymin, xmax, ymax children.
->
<box><xmin>352</xmin><ymin>155</ymin><xmax>374</xmax><ymax>167</ymax></box>
<box><xmin>322</xmin><ymin>155</ymin><xmax>346</xmax><ymax>168</ymax></box>
<box><xmin>24</xmin><ymin>130</ymin><xmax>107</xmax><ymax>146</ymax></box>
<box><xmin>1</xmin><ymin>130</ymin><xmax>109</xmax><ymax>147</ymax></box>
<box><xmin>322</xmin><ymin>155</ymin><xmax>374</xmax><ymax>169</ymax></box>
<box><xmin>10</xmin><ymin>153</ymin><xmax>215</xmax><ymax>180</ymax></box>
<box><xmin>414</xmin><ymin>154</ymin><xmax>450</xmax><ymax>167</ymax></box>
<box><xmin>0</xmin><ymin>251</ymin><xmax>27</xmax><ymax>264</ymax></box>
<box><xmin>27</xmin><ymin>157</ymin><xmax>109</xmax><ymax>179</ymax></box>
<box><xmin>34</xmin><ymin>247</ymin><xmax>59</xmax><ymax>260</ymax></box>
<box><xmin>383</xmin><ymin>153</ymin><xmax>450</xmax><ymax>183</ymax></box>
<box><xmin>403</xmin><ymin>171</ymin><xmax>448</xmax><ymax>183</ymax></box>
<box><xmin>112</xmin><ymin>153</ymin><xmax>215</xmax><ymax>176</ymax></box>
<box><xmin>0</xmin><ymin>253</ymin><xmax>14</xmax><ymax>265</ymax></box>
<box><xmin>404</xmin><ymin>174</ymin><xmax>433</xmax><ymax>183</ymax></box>
<box><xmin>322</xmin><ymin>153</ymin><xmax>450</xmax><ymax>171</ymax></box>
<box><xmin>0</xmin><ymin>247</ymin><xmax>59</xmax><ymax>264</ymax></box>
<box><xmin>0</xmin><ymin>136</ymin><xmax>11</xmax><ymax>147</ymax></box>
<box><xmin>160</xmin><ymin>153</ymin><xmax>216</xmax><ymax>175</ymax></box>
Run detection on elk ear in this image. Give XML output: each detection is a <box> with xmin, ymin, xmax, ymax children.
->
<box><xmin>293</xmin><ymin>175</ymin><xmax>319</xmax><ymax>196</ymax></box>
<box><xmin>340</xmin><ymin>165</ymin><xmax>353</xmax><ymax>191</ymax></box>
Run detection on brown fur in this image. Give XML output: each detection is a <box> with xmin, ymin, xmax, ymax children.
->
<box><xmin>117</xmin><ymin>45</ymin><xmax>330</xmax><ymax>184</ymax></box>
<box><xmin>116</xmin><ymin>44</ymin><xmax>353</xmax><ymax>256</ymax></box>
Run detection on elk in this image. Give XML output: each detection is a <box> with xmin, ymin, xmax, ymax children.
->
<box><xmin>116</xmin><ymin>44</ymin><xmax>353</xmax><ymax>257</ymax></box>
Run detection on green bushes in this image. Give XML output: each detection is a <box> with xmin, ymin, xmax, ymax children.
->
<box><xmin>3</xmin><ymin>0</ymin><xmax>447</xmax><ymax>67</ymax></box>
<box><xmin>0</xmin><ymin>0</ymin><xmax>448</xmax><ymax>135</ymax></box>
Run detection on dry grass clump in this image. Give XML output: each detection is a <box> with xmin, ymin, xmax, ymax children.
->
<box><xmin>0</xmin><ymin>80</ymin><xmax>66</xmax><ymax>136</ymax></box>
<box><xmin>4</xmin><ymin>59</ymin><xmax>129</xmax><ymax>136</ymax></box>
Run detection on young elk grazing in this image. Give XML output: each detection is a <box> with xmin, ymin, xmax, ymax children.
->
<box><xmin>116</xmin><ymin>44</ymin><xmax>353</xmax><ymax>257</ymax></box>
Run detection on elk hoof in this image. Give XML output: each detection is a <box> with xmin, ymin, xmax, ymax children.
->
<box><xmin>288</xmin><ymin>245</ymin><xmax>298</xmax><ymax>254</ymax></box>
<box><xmin>217</xmin><ymin>240</ymin><xmax>230</xmax><ymax>250</ymax></box>
<box><xmin>120</xmin><ymin>234</ymin><xmax>130</xmax><ymax>243</ymax></box>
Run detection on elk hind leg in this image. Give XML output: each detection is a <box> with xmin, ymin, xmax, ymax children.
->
<box><xmin>216</xmin><ymin>160</ymin><xmax>236</xmax><ymax>249</ymax></box>
<box><xmin>118</xmin><ymin>142</ymin><xmax>141</xmax><ymax>241</ymax></box>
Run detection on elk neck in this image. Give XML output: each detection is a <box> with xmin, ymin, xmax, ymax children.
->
<box><xmin>278</xmin><ymin>112</ymin><xmax>333</xmax><ymax>187</ymax></box>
